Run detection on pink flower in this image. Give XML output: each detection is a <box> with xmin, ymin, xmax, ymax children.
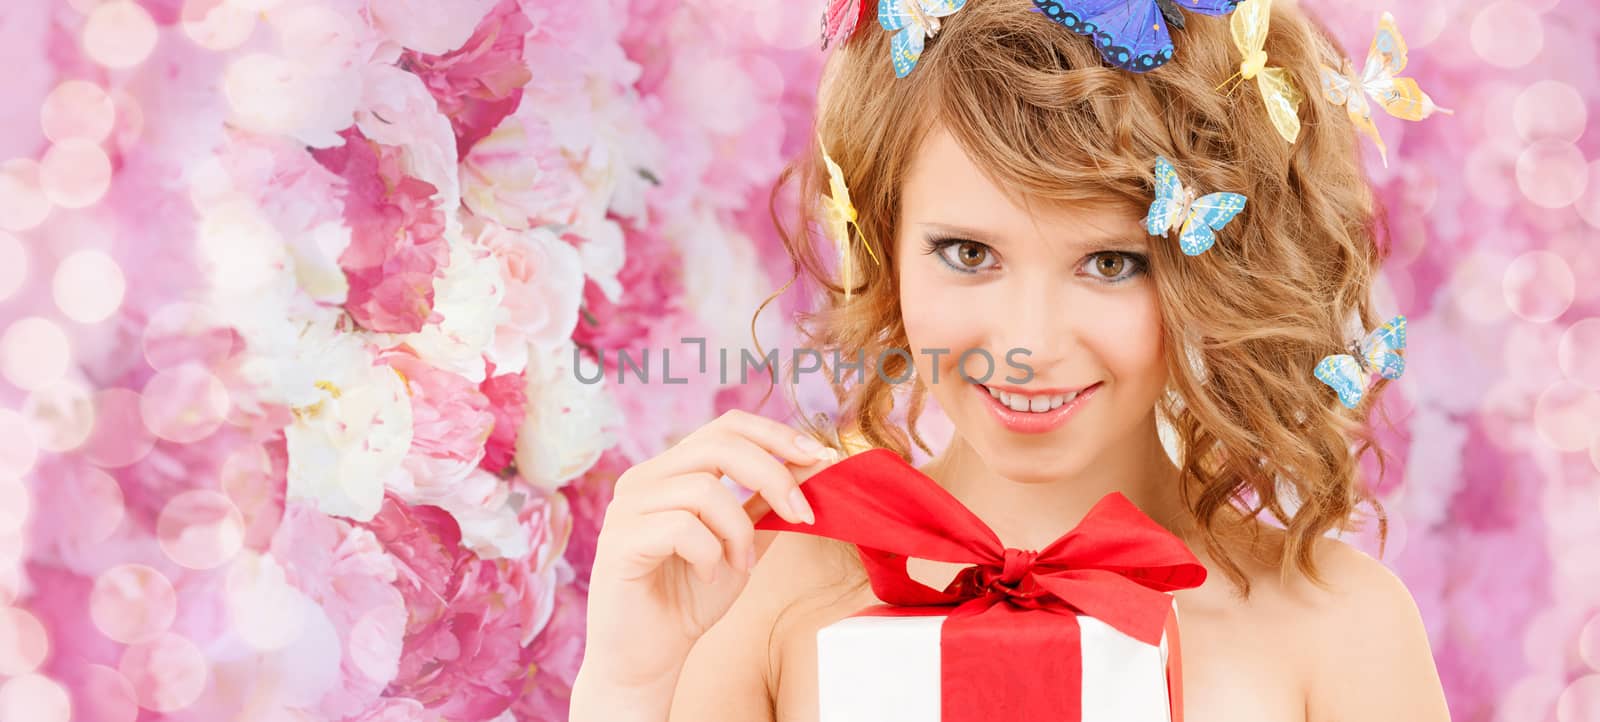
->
<box><xmin>363</xmin><ymin>494</ymin><xmax>565</xmax><ymax>718</ymax></box>
<box><xmin>479</xmin><ymin>362</ymin><xmax>527</xmax><ymax>474</ymax></box>
<box><xmin>571</xmin><ymin>225</ymin><xmax>683</xmax><ymax>355</ymax></box>
<box><xmin>348</xmin><ymin>697</ymin><xmax>443</xmax><ymax>722</ymax></box>
<box><xmin>558</xmin><ymin>449</ymin><xmax>626</xmax><ymax>588</ymax></box>
<box><xmin>270</xmin><ymin>503</ymin><xmax>408</xmax><ymax>719</ymax></box>
<box><xmin>400</xmin><ymin>0</ymin><xmax>533</xmax><ymax>157</ymax></box>
<box><xmin>475</xmin><ymin>220</ymin><xmax>584</xmax><ymax>374</ymax></box>
<box><xmin>383</xmin><ymin>348</ymin><xmax>497</xmax><ymax>498</ymax></box>
<box><xmin>511</xmin><ymin>581</ymin><xmax>589</xmax><ymax>722</ymax></box>
<box><xmin>460</xmin><ymin>105</ymin><xmax>586</xmax><ymax>231</ymax></box>
<box><xmin>311</xmin><ymin>127</ymin><xmax>451</xmax><ymax>333</ymax></box>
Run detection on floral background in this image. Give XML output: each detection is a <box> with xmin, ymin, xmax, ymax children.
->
<box><xmin>0</xmin><ymin>0</ymin><xmax>1594</xmax><ymax>720</ymax></box>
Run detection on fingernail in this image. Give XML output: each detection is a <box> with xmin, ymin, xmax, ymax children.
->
<box><xmin>788</xmin><ymin>487</ymin><xmax>815</xmax><ymax>525</ymax></box>
<box><xmin>794</xmin><ymin>434</ymin><xmax>825</xmax><ymax>458</ymax></box>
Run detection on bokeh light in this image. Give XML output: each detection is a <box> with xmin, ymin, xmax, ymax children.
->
<box><xmin>142</xmin><ymin>302</ymin><xmax>237</xmax><ymax>371</ymax></box>
<box><xmin>0</xmin><ymin>159</ymin><xmax>52</xmax><ymax>232</ymax></box>
<box><xmin>1558</xmin><ymin>318</ymin><xmax>1600</xmax><ymax>390</ymax></box>
<box><xmin>157</xmin><ymin>490</ymin><xmax>245</xmax><ymax>570</ymax></box>
<box><xmin>0</xmin><ymin>674</ymin><xmax>71</xmax><ymax>722</ymax></box>
<box><xmin>82</xmin><ymin>1</ymin><xmax>159</xmax><ymax>70</ymax></box>
<box><xmin>74</xmin><ymin>665</ymin><xmax>137</xmax><ymax>722</ymax></box>
<box><xmin>0</xmin><ymin>231</ymin><xmax>27</xmax><ymax>302</ymax></box>
<box><xmin>0</xmin><ymin>606</ymin><xmax>49</xmax><ymax>676</ymax></box>
<box><xmin>40</xmin><ymin>80</ymin><xmax>115</xmax><ymax>145</ymax></box>
<box><xmin>1534</xmin><ymin>381</ymin><xmax>1600</xmax><ymax>453</ymax></box>
<box><xmin>53</xmin><ymin>249</ymin><xmax>126</xmax><ymax>323</ymax></box>
<box><xmin>39</xmin><ymin>139</ymin><xmax>112</xmax><ymax>209</ymax></box>
<box><xmin>1452</xmin><ymin>250</ymin><xmax>1514</xmax><ymax>323</ymax></box>
<box><xmin>181</xmin><ymin>0</ymin><xmax>260</xmax><ymax>52</ymax></box>
<box><xmin>89</xmin><ymin>564</ymin><xmax>177</xmax><ymax>645</ymax></box>
<box><xmin>1581</xmin><ymin>614</ymin><xmax>1600</xmax><ymax>671</ymax></box>
<box><xmin>1557</xmin><ymin>674</ymin><xmax>1600</xmax><ymax>722</ymax></box>
<box><xmin>1503</xmin><ymin>250</ymin><xmax>1576</xmax><ymax>322</ymax></box>
<box><xmin>81</xmin><ymin>388</ymin><xmax>157</xmax><ymax>469</ymax></box>
<box><xmin>1470</xmin><ymin>2</ymin><xmax>1544</xmax><ymax>69</ymax></box>
<box><xmin>1</xmin><ymin>317</ymin><xmax>72</xmax><ymax>391</ymax></box>
<box><xmin>21</xmin><ymin>380</ymin><xmax>96</xmax><ymax>454</ymax></box>
<box><xmin>0</xmin><ymin>410</ymin><xmax>38</xmax><ymax>482</ymax></box>
<box><xmin>0</xmin><ymin>478</ymin><xmax>29</xmax><ymax>538</ymax></box>
<box><xmin>65</xmin><ymin>466</ymin><xmax>124</xmax><ymax>546</ymax></box>
<box><xmin>117</xmin><ymin>633</ymin><xmax>208</xmax><ymax>713</ymax></box>
<box><xmin>224</xmin><ymin>552</ymin><xmax>307</xmax><ymax>651</ymax></box>
<box><xmin>1513</xmin><ymin>80</ymin><xmax>1587</xmax><ymax>143</ymax></box>
<box><xmin>1516</xmin><ymin>141</ymin><xmax>1590</xmax><ymax>209</ymax></box>
<box><xmin>141</xmin><ymin>363</ymin><xmax>230</xmax><ymax>443</ymax></box>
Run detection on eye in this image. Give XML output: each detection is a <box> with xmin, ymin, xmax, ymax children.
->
<box><xmin>923</xmin><ymin>237</ymin><xmax>998</xmax><ymax>274</ymax></box>
<box><xmin>1082</xmin><ymin>251</ymin><xmax>1149</xmax><ymax>284</ymax></box>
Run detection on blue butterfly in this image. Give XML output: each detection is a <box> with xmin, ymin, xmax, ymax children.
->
<box><xmin>1144</xmin><ymin>155</ymin><xmax>1246</xmax><ymax>256</ymax></box>
<box><xmin>879</xmin><ymin>0</ymin><xmax>970</xmax><ymax>78</ymax></box>
<box><xmin>1030</xmin><ymin>0</ymin><xmax>1241</xmax><ymax>72</ymax></box>
<box><xmin>1314</xmin><ymin>315</ymin><xmax>1407</xmax><ymax>409</ymax></box>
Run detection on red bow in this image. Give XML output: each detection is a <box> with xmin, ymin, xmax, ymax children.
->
<box><xmin>754</xmin><ymin>447</ymin><xmax>1208</xmax><ymax>721</ymax></box>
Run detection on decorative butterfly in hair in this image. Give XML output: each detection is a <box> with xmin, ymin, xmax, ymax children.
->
<box><xmin>1226</xmin><ymin>0</ymin><xmax>1303</xmax><ymax>143</ymax></box>
<box><xmin>1318</xmin><ymin>12</ymin><xmax>1451</xmax><ymax>167</ymax></box>
<box><xmin>1030</xmin><ymin>0</ymin><xmax>1241</xmax><ymax>73</ymax></box>
<box><xmin>1145</xmin><ymin>155</ymin><xmax>1247</xmax><ymax>256</ymax></box>
<box><xmin>879</xmin><ymin>0</ymin><xmax>970</xmax><ymax>78</ymax></box>
<box><xmin>822</xmin><ymin>0</ymin><xmax>869</xmax><ymax>50</ymax></box>
<box><xmin>1314</xmin><ymin>315</ymin><xmax>1406</xmax><ymax>409</ymax></box>
<box><xmin>819</xmin><ymin>139</ymin><xmax>882</xmax><ymax>301</ymax></box>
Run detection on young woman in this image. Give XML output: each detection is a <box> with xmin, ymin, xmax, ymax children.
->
<box><xmin>571</xmin><ymin>1</ymin><xmax>1451</xmax><ymax>720</ymax></box>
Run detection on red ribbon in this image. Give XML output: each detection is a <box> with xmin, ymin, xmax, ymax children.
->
<box><xmin>754</xmin><ymin>447</ymin><xmax>1208</xmax><ymax>722</ymax></box>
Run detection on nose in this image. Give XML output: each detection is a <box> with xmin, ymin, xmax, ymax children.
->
<box><xmin>987</xmin><ymin>276</ymin><xmax>1074</xmax><ymax>382</ymax></box>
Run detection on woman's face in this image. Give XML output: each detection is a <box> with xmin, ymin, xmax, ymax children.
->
<box><xmin>895</xmin><ymin>127</ymin><xmax>1169</xmax><ymax>484</ymax></box>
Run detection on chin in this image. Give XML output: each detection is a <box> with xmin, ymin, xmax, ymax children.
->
<box><xmin>969</xmin><ymin>435</ymin><xmax>1084</xmax><ymax>485</ymax></box>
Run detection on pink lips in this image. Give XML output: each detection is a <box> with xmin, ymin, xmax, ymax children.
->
<box><xmin>976</xmin><ymin>381</ymin><xmax>1100</xmax><ymax>434</ymax></box>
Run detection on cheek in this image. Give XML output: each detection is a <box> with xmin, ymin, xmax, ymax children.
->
<box><xmin>898</xmin><ymin>266</ymin><xmax>982</xmax><ymax>379</ymax></box>
<box><xmin>1090</xmin><ymin>291</ymin><xmax>1166</xmax><ymax>387</ymax></box>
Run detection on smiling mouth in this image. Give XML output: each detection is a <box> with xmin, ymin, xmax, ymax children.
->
<box><xmin>978</xmin><ymin>383</ymin><xmax>1098</xmax><ymax>413</ymax></box>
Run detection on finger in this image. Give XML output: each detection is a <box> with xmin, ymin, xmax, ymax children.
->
<box><xmin>682</xmin><ymin>409</ymin><xmax>828</xmax><ymax>467</ymax></box>
<box><xmin>632</xmin><ymin>510</ymin><xmax>726</xmax><ymax>585</ymax></box>
<box><xmin>691</xmin><ymin>435</ymin><xmax>812</xmax><ymax>525</ymax></box>
<box><xmin>652</xmin><ymin>436</ymin><xmax>816</xmax><ymax>526</ymax></box>
<box><xmin>632</xmin><ymin>472</ymin><xmax>758</xmax><ymax>572</ymax></box>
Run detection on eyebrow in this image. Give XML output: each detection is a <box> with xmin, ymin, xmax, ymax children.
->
<box><xmin>918</xmin><ymin>222</ymin><xmax>1150</xmax><ymax>250</ymax></box>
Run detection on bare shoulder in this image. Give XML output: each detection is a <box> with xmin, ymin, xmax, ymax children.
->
<box><xmin>1290</xmin><ymin>536</ymin><xmax>1451</xmax><ymax>722</ymax></box>
<box><xmin>668</xmin><ymin>526</ymin><xmax>859</xmax><ymax>722</ymax></box>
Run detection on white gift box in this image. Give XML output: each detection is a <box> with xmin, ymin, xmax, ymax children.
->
<box><xmin>816</xmin><ymin>602</ymin><xmax>1180</xmax><ymax>722</ymax></box>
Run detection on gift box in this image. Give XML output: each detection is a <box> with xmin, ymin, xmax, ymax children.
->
<box><xmin>815</xmin><ymin>599</ymin><xmax>1184</xmax><ymax>722</ymax></box>
<box><xmin>755</xmin><ymin>448</ymin><xmax>1206</xmax><ymax>722</ymax></box>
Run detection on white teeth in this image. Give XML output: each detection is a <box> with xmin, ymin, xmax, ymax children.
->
<box><xmin>985</xmin><ymin>386</ymin><xmax>1085</xmax><ymax>414</ymax></box>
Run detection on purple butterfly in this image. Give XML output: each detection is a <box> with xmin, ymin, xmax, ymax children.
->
<box><xmin>1030</xmin><ymin>0</ymin><xmax>1240</xmax><ymax>73</ymax></box>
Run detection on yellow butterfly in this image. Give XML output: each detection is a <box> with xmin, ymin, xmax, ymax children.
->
<box><xmin>1318</xmin><ymin>12</ymin><xmax>1452</xmax><ymax>167</ymax></box>
<box><xmin>819</xmin><ymin>139</ymin><xmax>881</xmax><ymax>302</ymax></box>
<box><xmin>1229</xmin><ymin>0</ymin><xmax>1303</xmax><ymax>144</ymax></box>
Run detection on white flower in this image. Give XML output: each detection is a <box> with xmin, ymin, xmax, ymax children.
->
<box><xmin>283</xmin><ymin>323</ymin><xmax>414</xmax><ymax>522</ymax></box>
<box><xmin>433</xmin><ymin>469</ymin><xmax>530</xmax><ymax>561</ymax></box>
<box><xmin>514</xmin><ymin>341</ymin><xmax>620</xmax><ymax>490</ymax></box>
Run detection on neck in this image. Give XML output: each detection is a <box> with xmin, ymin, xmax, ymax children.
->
<box><xmin>920</xmin><ymin>413</ymin><xmax>1194</xmax><ymax>551</ymax></box>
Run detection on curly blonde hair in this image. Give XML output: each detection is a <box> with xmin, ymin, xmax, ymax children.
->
<box><xmin>759</xmin><ymin>0</ymin><xmax>1395</xmax><ymax>597</ymax></box>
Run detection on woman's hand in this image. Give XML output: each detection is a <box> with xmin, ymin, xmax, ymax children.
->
<box><xmin>576</xmin><ymin>410</ymin><xmax>836</xmax><ymax>705</ymax></box>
